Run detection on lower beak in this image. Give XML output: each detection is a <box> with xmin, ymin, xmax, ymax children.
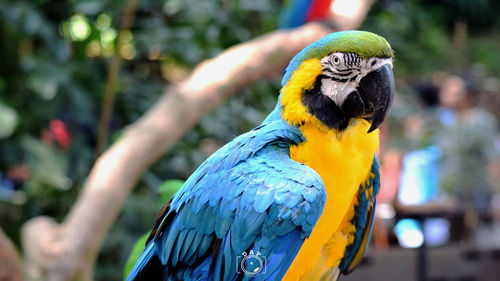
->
<box><xmin>358</xmin><ymin>64</ymin><xmax>395</xmax><ymax>133</ymax></box>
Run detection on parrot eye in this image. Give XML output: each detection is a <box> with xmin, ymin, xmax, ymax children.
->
<box><xmin>332</xmin><ymin>56</ymin><xmax>341</xmax><ymax>65</ymax></box>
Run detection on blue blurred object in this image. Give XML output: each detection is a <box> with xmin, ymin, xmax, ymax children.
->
<box><xmin>0</xmin><ymin>172</ymin><xmax>26</xmax><ymax>204</ymax></box>
<box><xmin>278</xmin><ymin>0</ymin><xmax>333</xmax><ymax>29</ymax></box>
<box><xmin>395</xmin><ymin>219</ymin><xmax>424</xmax><ymax>248</ymax></box>
<box><xmin>279</xmin><ymin>0</ymin><xmax>312</xmax><ymax>29</ymax></box>
<box><xmin>398</xmin><ymin>146</ymin><xmax>441</xmax><ymax>205</ymax></box>
<box><xmin>395</xmin><ymin>218</ymin><xmax>450</xmax><ymax>248</ymax></box>
<box><xmin>0</xmin><ymin>172</ymin><xmax>15</xmax><ymax>200</ymax></box>
<box><xmin>439</xmin><ymin>109</ymin><xmax>456</xmax><ymax>126</ymax></box>
<box><xmin>396</xmin><ymin>146</ymin><xmax>450</xmax><ymax>247</ymax></box>
<box><xmin>424</xmin><ymin>218</ymin><xmax>450</xmax><ymax>247</ymax></box>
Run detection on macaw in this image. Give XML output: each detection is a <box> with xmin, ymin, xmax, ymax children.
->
<box><xmin>127</xmin><ymin>30</ymin><xmax>395</xmax><ymax>281</ymax></box>
<box><xmin>279</xmin><ymin>0</ymin><xmax>333</xmax><ymax>29</ymax></box>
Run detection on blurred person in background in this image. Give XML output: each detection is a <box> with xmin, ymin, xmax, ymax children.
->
<box><xmin>438</xmin><ymin>74</ymin><xmax>499</xmax><ymax>241</ymax></box>
<box><xmin>392</xmin><ymin>74</ymin><xmax>499</xmax><ymax>249</ymax></box>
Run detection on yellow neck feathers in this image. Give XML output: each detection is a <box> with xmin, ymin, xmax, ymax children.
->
<box><xmin>280</xmin><ymin>58</ymin><xmax>325</xmax><ymax>130</ymax></box>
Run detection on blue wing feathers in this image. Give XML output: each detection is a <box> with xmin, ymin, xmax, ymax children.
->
<box><xmin>197</xmin><ymin>235</ymin><xmax>213</xmax><ymax>259</ymax></box>
<box><xmin>180</xmin><ymin>230</ymin><xmax>197</xmax><ymax>261</ymax></box>
<box><xmin>127</xmin><ymin>118</ymin><xmax>326</xmax><ymax>281</ymax></box>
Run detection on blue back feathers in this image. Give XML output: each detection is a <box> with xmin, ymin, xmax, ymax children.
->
<box><xmin>127</xmin><ymin>106</ymin><xmax>327</xmax><ymax>281</ymax></box>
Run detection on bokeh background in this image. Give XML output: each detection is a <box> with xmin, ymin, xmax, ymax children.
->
<box><xmin>0</xmin><ymin>0</ymin><xmax>499</xmax><ymax>280</ymax></box>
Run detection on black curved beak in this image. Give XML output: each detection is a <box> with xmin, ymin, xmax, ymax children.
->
<box><xmin>358</xmin><ymin>64</ymin><xmax>395</xmax><ymax>133</ymax></box>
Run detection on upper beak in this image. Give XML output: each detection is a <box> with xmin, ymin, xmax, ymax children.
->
<box><xmin>358</xmin><ymin>63</ymin><xmax>395</xmax><ymax>133</ymax></box>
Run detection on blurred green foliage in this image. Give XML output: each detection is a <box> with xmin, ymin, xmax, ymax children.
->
<box><xmin>122</xmin><ymin>179</ymin><xmax>183</xmax><ymax>280</ymax></box>
<box><xmin>0</xmin><ymin>0</ymin><xmax>499</xmax><ymax>280</ymax></box>
<box><xmin>364</xmin><ymin>0</ymin><xmax>500</xmax><ymax>77</ymax></box>
<box><xmin>123</xmin><ymin>232</ymin><xmax>149</xmax><ymax>281</ymax></box>
<box><xmin>157</xmin><ymin>179</ymin><xmax>184</xmax><ymax>208</ymax></box>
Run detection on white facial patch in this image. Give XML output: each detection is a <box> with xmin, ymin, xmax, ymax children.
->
<box><xmin>320</xmin><ymin>78</ymin><xmax>357</xmax><ymax>106</ymax></box>
<box><xmin>319</xmin><ymin>52</ymin><xmax>393</xmax><ymax>107</ymax></box>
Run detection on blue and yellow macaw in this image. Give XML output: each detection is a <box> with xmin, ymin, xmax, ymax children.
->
<box><xmin>127</xmin><ymin>30</ymin><xmax>395</xmax><ymax>281</ymax></box>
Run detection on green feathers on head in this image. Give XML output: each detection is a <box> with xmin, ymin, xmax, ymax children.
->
<box><xmin>282</xmin><ymin>30</ymin><xmax>394</xmax><ymax>86</ymax></box>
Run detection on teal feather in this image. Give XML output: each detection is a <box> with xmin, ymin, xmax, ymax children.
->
<box><xmin>179</xmin><ymin>229</ymin><xmax>196</xmax><ymax>261</ymax></box>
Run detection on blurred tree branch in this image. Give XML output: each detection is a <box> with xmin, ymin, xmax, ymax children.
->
<box><xmin>21</xmin><ymin>0</ymin><xmax>375</xmax><ymax>280</ymax></box>
<box><xmin>0</xmin><ymin>228</ymin><xmax>23</xmax><ymax>281</ymax></box>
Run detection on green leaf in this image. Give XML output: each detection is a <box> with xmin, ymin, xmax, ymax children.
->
<box><xmin>21</xmin><ymin>136</ymin><xmax>70</xmax><ymax>190</ymax></box>
<box><xmin>157</xmin><ymin>179</ymin><xmax>183</xmax><ymax>208</ymax></box>
<box><xmin>123</xmin><ymin>232</ymin><xmax>149</xmax><ymax>281</ymax></box>
<box><xmin>0</xmin><ymin>101</ymin><xmax>18</xmax><ymax>139</ymax></box>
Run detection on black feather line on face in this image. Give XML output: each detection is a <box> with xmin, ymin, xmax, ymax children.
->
<box><xmin>302</xmin><ymin>75</ymin><xmax>350</xmax><ymax>131</ymax></box>
<box><xmin>328</xmin><ymin>70</ymin><xmax>354</xmax><ymax>77</ymax></box>
<box><xmin>334</xmin><ymin>68</ymin><xmax>352</xmax><ymax>73</ymax></box>
<box><xmin>328</xmin><ymin>76</ymin><xmax>351</xmax><ymax>83</ymax></box>
<box><xmin>342</xmin><ymin>53</ymin><xmax>348</xmax><ymax>66</ymax></box>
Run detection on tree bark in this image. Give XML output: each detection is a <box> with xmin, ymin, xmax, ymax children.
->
<box><xmin>0</xmin><ymin>228</ymin><xmax>23</xmax><ymax>281</ymax></box>
<box><xmin>21</xmin><ymin>22</ymin><xmax>334</xmax><ymax>281</ymax></box>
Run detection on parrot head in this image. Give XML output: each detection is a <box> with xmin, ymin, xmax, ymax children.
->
<box><xmin>280</xmin><ymin>30</ymin><xmax>395</xmax><ymax>133</ymax></box>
